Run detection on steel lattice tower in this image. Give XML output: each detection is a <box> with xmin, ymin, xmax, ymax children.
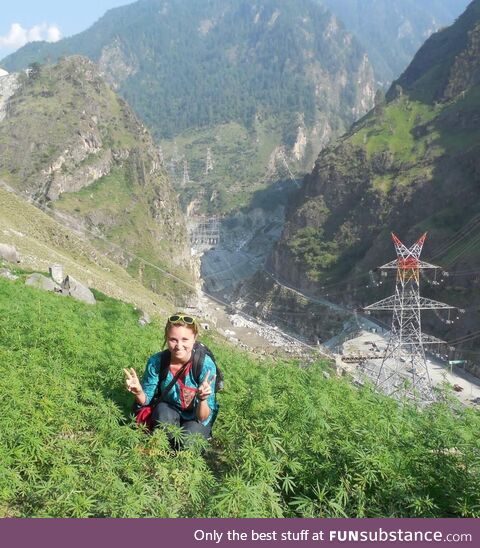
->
<box><xmin>188</xmin><ymin>215</ymin><xmax>220</xmax><ymax>251</ymax></box>
<box><xmin>363</xmin><ymin>233</ymin><xmax>454</xmax><ymax>402</ymax></box>
<box><xmin>158</xmin><ymin>145</ymin><xmax>164</xmax><ymax>166</ymax></box>
<box><xmin>205</xmin><ymin>147</ymin><xmax>214</xmax><ymax>174</ymax></box>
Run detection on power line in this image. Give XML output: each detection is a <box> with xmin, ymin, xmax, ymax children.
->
<box><xmin>443</xmin><ymin>232</ymin><xmax>480</xmax><ymax>266</ymax></box>
<box><xmin>429</xmin><ymin>214</ymin><xmax>480</xmax><ymax>260</ymax></box>
<box><xmin>447</xmin><ymin>329</ymin><xmax>480</xmax><ymax>345</ymax></box>
<box><xmin>6</xmin><ymin>180</ymin><xmax>477</xmax><ymax>358</ymax></box>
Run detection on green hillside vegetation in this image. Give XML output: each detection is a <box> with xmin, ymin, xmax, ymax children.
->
<box><xmin>349</xmin><ymin>87</ymin><xmax>480</xmax><ymax>168</ymax></box>
<box><xmin>288</xmin><ymin>227</ymin><xmax>339</xmax><ymax>282</ymax></box>
<box><xmin>267</xmin><ymin>0</ymin><xmax>480</xmax><ymax>359</ymax></box>
<box><xmin>436</xmin><ymin>87</ymin><xmax>480</xmax><ymax>153</ymax></box>
<box><xmin>162</xmin><ymin>119</ymin><xmax>291</xmax><ymax>213</ymax></box>
<box><xmin>0</xmin><ymin>61</ymin><xmax>135</xmax><ymax>181</ymax></box>
<box><xmin>350</xmin><ymin>98</ymin><xmax>439</xmax><ymax>163</ymax></box>
<box><xmin>53</xmin><ymin>164</ymin><xmax>184</xmax><ymax>289</ymax></box>
<box><xmin>284</xmin><ymin>89</ymin><xmax>480</xmax><ymax>284</ymax></box>
<box><xmin>282</xmin><ymin>1</ymin><xmax>480</xmax><ymax>286</ymax></box>
<box><xmin>1</xmin><ymin>275</ymin><xmax>479</xmax><ymax>518</ymax></box>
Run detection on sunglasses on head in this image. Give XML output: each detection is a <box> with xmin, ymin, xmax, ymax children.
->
<box><xmin>168</xmin><ymin>314</ymin><xmax>196</xmax><ymax>325</ymax></box>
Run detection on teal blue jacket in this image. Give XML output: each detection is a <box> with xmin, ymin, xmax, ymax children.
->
<box><xmin>141</xmin><ymin>351</ymin><xmax>218</xmax><ymax>426</ymax></box>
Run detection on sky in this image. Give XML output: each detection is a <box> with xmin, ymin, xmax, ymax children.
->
<box><xmin>0</xmin><ymin>0</ymin><xmax>134</xmax><ymax>61</ymax></box>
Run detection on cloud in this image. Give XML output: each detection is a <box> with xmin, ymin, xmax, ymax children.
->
<box><xmin>47</xmin><ymin>26</ymin><xmax>62</xmax><ymax>43</ymax></box>
<box><xmin>0</xmin><ymin>23</ymin><xmax>62</xmax><ymax>50</ymax></box>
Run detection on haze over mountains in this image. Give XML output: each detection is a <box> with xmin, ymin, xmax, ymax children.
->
<box><xmin>321</xmin><ymin>0</ymin><xmax>471</xmax><ymax>84</ymax></box>
<box><xmin>1</xmin><ymin>0</ymin><xmax>375</xmax><ymax>142</ymax></box>
<box><xmin>3</xmin><ymin>0</ymin><xmax>467</xmax><ymax>214</ymax></box>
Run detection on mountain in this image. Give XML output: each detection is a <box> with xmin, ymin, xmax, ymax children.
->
<box><xmin>266</xmin><ymin>0</ymin><xmax>480</xmax><ymax>356</ymax></box>
<box><xmin>320</xmin><ymin>0</ymin><xmax>471</xmax><ymax>85</ymax></box>
<box><xmin>0</xmin><ymin>56</ymin><xmax>193</xmax><ymax>298</ymax></box>
<box><xmin>0</xmin><ymin>0</ymin><xmax>376</xmax><ymax>213</ymax></box>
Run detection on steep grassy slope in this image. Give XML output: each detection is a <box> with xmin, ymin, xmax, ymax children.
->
<box><xmin>0</xmin><ymin>186</ymin><xmax>181</xmax><ymax>312</ymax></box>
<box><xmin>0</xmin><ymin>57</ymin><xmax>193</xmax><ymax>295</ymax></box>
<box><xmin>1</xmin><ymin>276</ymin><xmax>479</xmax><ymax>517</ymax></box>
<box><xmin>271</xmin><ymin>0</ymin><xmax>480</xmax><ymax>349</ymax></box>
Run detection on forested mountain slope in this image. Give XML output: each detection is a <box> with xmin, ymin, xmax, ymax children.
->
<box><xmin>1</xmin><ymin>0</ymin><xmax>376</xmax><ymax>213</ymax></box>
<box><xmin>271</xmin><ymin>0</ymin><xmax>480</xmax><ymax>353</ymax></box>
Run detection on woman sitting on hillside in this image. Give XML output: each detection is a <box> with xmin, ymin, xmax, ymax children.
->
<box><xmin>124</xmin><ymin>313</ymin><xmax>218</xmax><ymax>442</ymax></box>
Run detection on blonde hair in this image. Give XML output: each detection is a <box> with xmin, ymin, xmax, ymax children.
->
<box><xmin>163</xmin><ymin>312</ymin><xmax>199</xmax><ymax>347</ymax></box>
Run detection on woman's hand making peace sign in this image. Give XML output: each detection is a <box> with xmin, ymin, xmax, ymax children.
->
<box><xmin>124</xmin><ymin>368</ymin><xmax>143</xmax><ymax>396</ymax></box>
<box><xmin>197</xmin><ymin>371</ymin><xmax>215</xmax><ymax>401</ymax></box>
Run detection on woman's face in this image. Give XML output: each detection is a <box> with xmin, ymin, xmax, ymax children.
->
<box><xmin>166</xmin><ymin>324</ymin><xmax>197</xmax><ymax>364</ymax></box>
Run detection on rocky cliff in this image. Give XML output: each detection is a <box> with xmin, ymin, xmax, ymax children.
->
<box><xmin>0</xmin><ymin>57</ymin><xmax>194</xmax><ymax>298</ymax></box>
<box><xmin>321</xmin><ymin>0</ymin><xmax>471</xmax><ymax>85</ymax></box>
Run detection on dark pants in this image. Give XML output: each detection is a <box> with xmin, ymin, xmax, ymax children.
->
<box><xmin>151</xmin><ymin>402</ymin><xmax>211</xmax><ymax>445</ymax></box>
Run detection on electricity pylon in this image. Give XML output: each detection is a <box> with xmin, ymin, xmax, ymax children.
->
<box><xmin>364</xmin><ymin>233</ymin><xmax>455</xmax><ymax>402</ymax></box>
<box><xmin>205</xmin><ymin>147</ymin><xmax>214</xmax><ymax>174</ymax></box>
<box><xmin>275</xmin><ymin>149</ymin><xmax>300</xmax><ymax>187</ymax></box>
<box><xmin>158</xmin><ymin>146</ymin><xmax>164</xmax><ymax>166</ymax></box>
<box><xmin>189</xmin><ymin>216</ymin><xmax>220</xmax><ymax>250</ymax></box>
<box><xmin>173</xmin><ymin>141</ymin><xmax>179</xmax><ymax>162</ymax></box>
<box><xmin>279</xmin><ymin>149</ymin><xmax>294</xmax><ymax>179</ymax></box>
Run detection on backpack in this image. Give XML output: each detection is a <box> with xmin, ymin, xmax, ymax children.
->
<box><xmin>192</xmin><ymin>341</ymin><xmax>224</xmax><ymax>393</ymax></box>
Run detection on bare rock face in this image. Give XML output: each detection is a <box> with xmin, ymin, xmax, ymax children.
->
<box><xmin>0</xmin><ymin>72</ymin><xmax>20</xmax><ymax>122</ymax></box>
<box><xmin>43</xmin><ymin>148</ymin><xmax>113</xmax><ymax>201</ymax></box>
<box><xmin>23</xmin><ymin>264</ymin><xmax>96</xmax><ymax>305</ymax></box>
<box><xmin>49</xmin><ymin>264</ymin><xmax>64</xmax><ymax>285</ymax></box>
<box><xmin>0</xmin><ymin>243</ymin><xmax>20</xmax><ymax>263</ymax></box>
<box><xmin>98</xmin><ymin>38</ymin><xmax>139</xmax><ymax>89</ymax></box>
<box><xmin>25</xmin><ymin>273</ymin><xmax>60</xmax><ymax>292</ymax></box>
<box><xmin>137</xmin><ymin>309</ymin><xmax>151</xmax><ymax>326</ymax></box>
<box><xmin>62</xmin><ymin>275</ymin><xmax>96</xmax><ymax>305</ymax></box>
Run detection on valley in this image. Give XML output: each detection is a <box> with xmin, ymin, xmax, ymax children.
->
<box><xmin>4</xmin><ymin>174</ymin><xmax>478</xmax><ymax>410</ymax></box>
<box><xmin>1</xmin><ymin>0</ymin><xmax>480</xmax><ymax>520</ymax></box>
